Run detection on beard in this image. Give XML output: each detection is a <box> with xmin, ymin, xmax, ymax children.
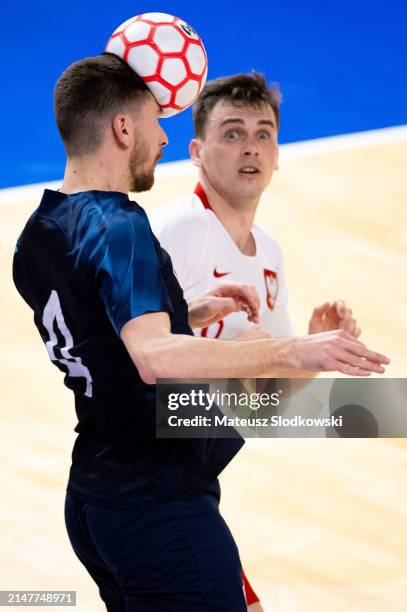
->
<box><xmin>128</xmin><ymin>137</ymin><xmax>161</xmax><ymax>193</ymax></box>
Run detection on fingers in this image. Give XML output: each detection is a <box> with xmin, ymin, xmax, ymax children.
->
<box><xmin>337</xmin><ymin>363</ymin><xmax>373</xmax><ymax>376</ymax></box>
<box><xmin>242</xmin><ymin>300</ymin><xmax>259</xmax><ymax>324</ymax></box>
<box><xmin>333</xmin><ymin>299</ymin><xmax>347</xmax><ymax>318</ymax></box>
<box><xmin>332</xmin><ymin>332</ymin><xmax>390</xmax><ymax>375</ymax></box>
<box><xmin>207</xmin><ymin>295</ymin><xmax>259</xmax><ymax>324</ymax></box>
<box><xmin>308</xmin><ymin>303</ymin><xmax>330</xmax><ymax>334</ymax></box>
<box><xmin>331</xmin><ymin>300</ymin><xmax>361</xmax><ymax>338</ymax></box>
<box><xmin>339</xmin><ymin>313</ymin><xmax>357</xmax><ymax>336</ymax></box>
<box><xmin>296</xmin><ymin>329</ymin><xmax>390</xmax><ymax>376</ymax></box>
<box><xmin>345</xmin><ymin>341</ymin><xmax>390</xmax><ymax>365</ymax></box>
<box><xmin>312</xmin><ymin>303</ymin><xmax>329</xmax><ymax>319</ymax></box>
<box><xmin>334</xmin><ymin>348</ymin><xmax>386</xmax><ymax>374</ymax></box>
<box><xmin>217</xmin><ymin>297</ymin><xmax>240</xmax><ymax>315</ymax></box>
<box><xmin>239</xmin><ymin>285</ymin><xmax>260</xmax><ymax>320</ymax></box>
<box><xmin>218</xmin><ymin>283</ymin><xmax>260</xmax><ymax>322</ymax></box>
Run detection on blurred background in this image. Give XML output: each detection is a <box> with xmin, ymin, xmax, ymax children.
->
<box><xmin>1</xmin><ymin>0</ymin><xmax>406</xmax><ymax>188</ymax></box>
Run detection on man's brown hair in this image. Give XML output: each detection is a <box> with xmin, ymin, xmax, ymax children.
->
<box><xmin>54</xmin><ymin>54</ymin><xmax>149</xmax><ymax>156</ymax></box>
<box><xmin>192</xmin><ymin>71</ymin><xmax>281</xmax><ymax>138</ymax></box>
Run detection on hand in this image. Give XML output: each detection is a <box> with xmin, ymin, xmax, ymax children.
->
<box><xmin>293</xmin><ymin>329</ymin><xmax>390</xmax><ymax>376</ymax></box>
<box><xmin>187</xmin><ymin>282</ymin><xmax>260</xmax><ymax>329</ymax></box>
<box><xmin>308</xmin><ymin>300</ymin><xmax>360</xmax><ymax>338</ymax></box>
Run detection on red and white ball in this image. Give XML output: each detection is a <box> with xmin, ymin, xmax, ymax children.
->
<box><xmin>106</xmin><ymin>12</ymin><xmax>208</xmax><ymax>117</ymax></box>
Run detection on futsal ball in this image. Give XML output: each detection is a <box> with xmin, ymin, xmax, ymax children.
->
<box><xmin>105</xmin><ymin>12</ymin><xmax>208</xmax><ymax>117</ymax></box>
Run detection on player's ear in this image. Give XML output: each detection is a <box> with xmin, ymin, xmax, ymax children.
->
<box><xmin>275</xmin><ymin>143</ymin><xmax>279</xmax><ymax>171</ymax></box>
<box><xmin>189</xmin><ymin>138</ymin><xmax>202</xmax><ymax>167</ymax></box>
<box><xmin>112</xmin><ymin>114</ymin><xmax>133</xmax><ymax>149</ymax></box>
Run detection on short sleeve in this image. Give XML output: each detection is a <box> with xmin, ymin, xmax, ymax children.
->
<box><xmin>148</xmin><ymin>201</ymin><xmax>209</xmax><ymax>296</ymax></box>
<box><xmin>83</xmin><ymin>205</ymin><xmax>173</xmax><ymax>335</ymax></box>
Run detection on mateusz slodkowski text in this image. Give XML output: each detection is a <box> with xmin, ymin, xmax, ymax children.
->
<box><xmin>168</xmin><ymin>415</ymin><xmax>343</xmax><ymax>428</ymax></box>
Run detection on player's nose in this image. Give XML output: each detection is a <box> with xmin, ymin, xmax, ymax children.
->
<box><xmin>242</xmin><ymin>138</ymin><xmax>259</xmax><ymax>157</ymax></box>
<box><xmin>242</xmin><ymin>148</ymin><xmax>259</xmax><ymax>158</ymax></box>
<box><xmin>160</xmin><ymin>125</ymin><xmax>169</xmax><ymax>148</ymax></box>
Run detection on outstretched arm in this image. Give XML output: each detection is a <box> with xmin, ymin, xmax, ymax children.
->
<box><xmin>120</xmin><ymin>312</ymin><xmax>389</xmax><ymax>384</ymax></box>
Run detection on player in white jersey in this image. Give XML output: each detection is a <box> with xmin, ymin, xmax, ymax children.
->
<box><xmin>149</xmin><ymin>72</ymin><xmax>361</xmax><ymax>610</ymax></box>
<box><xmin>150</xmin><ymin>72</ymin><xmax>359</xmax><ymax>345</ymax></box>
<box><xmin>151</xmin><ymin>182</ymin><xmax>293</xmax><ymax>340</ymax></box>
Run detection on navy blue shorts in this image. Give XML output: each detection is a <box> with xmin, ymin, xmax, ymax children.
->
<box><xmin>64</xmin><ymin>493</ymin><xmax>246</xmax><ymax>611</ymax></box>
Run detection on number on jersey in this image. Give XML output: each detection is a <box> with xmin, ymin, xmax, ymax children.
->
<box><xmin>42</xmin><ymin>290</ymin><xmax>93</xmax><ymax>397</ymax></box>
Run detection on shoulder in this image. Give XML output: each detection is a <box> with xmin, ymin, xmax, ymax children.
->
<box><xmin>80</xmin><ymin>192</ymin><xmax>150</xmax><ymax>237</ymax></box>
<box><xmin>74</xmin><ymin>193</ymin><xmax>154</xmax><ymax>269</ymax></box>
<box><xmin>147</xmin><ymin>193</ymin><xmax>213</xmax><ymax>284</ymax></box>
<box><xmin>148</xmin><ymin>193</ymin><xmax>211</xmax><ymax>239</ymax></box>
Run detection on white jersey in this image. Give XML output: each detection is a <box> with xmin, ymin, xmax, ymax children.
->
<box><xmin>149</xmin><ymin>183</ymin><xmax>294</xmax><ymax>339</ymax></box>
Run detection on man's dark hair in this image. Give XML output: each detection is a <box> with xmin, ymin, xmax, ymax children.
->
<box><xmin>54</xmin><ymin>54</ymin><xmax>149</xmax><ymax>156</ymax></box>
<box><xmin>192</xmin><ymin>71</ymin><xmax>281</xmax><ymax>138</ymax></box>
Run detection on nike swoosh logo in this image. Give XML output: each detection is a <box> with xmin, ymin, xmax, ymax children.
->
<box><xmin>213</xmin><ymin>267</ymin><xmax>231</xmax><ymax>278</ymax></box>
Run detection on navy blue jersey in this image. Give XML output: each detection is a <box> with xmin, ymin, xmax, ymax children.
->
<box><xmin>13</xmin><ymin>190</ymin><xmax>243</xmax><ymax>508</ymax></box>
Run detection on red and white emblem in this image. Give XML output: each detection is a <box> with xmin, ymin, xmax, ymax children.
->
<box><xmin>263</xmin><ymin>268</ymin><xmax>278</xmax><ymax>310</ymax></box>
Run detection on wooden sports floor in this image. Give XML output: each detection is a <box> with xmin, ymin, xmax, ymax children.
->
<box><xmin>0</xmin><ymin>127</ymin><xmax>406</xmax><ymax>611</ymax></box>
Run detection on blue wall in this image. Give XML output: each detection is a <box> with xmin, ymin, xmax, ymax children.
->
<box><xmin>1</xmin><ymin>0</ymin><xmax>406</xmax><ymax>188</ymax></box>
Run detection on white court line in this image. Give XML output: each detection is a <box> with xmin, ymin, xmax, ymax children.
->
<box><xmin>280</xmin><ymin>123</ymin><xmax>407</xmax><ymax>158</ymax></box>
<box><xmin>1</xmin><ymin>124</ymin><xmax>406</xmax><ymax>204</ymax></box>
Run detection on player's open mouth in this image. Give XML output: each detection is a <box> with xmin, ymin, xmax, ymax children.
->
<box><xmin>239</xmin><ymin>166</ymin><xmax>260</xmax><ymax>174</ymax></box>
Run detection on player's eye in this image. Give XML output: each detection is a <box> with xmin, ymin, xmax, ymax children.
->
<box><xmin>224</xmin><ymin>129</ymin><xmax>243</xmax><ymax>141</ymax></box>
<box><xmin>258</xmin><ymin>130</ymin><xmax>271</xmax><ymax>140</ymax></box>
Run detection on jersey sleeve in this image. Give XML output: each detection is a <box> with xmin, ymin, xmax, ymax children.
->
<box><xmin>148</xmin><ymin>203</ymin><xmax>209</xmax><ymax>299</ymax></box>
<box><xmin>82</xmin><ymin>206</ymin><xmax>173</xmax><ymax>335</ymax></box>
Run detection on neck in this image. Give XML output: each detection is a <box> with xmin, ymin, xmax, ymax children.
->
<box><xmin>199</xmin><ymin>176</ymin><xmax>259</xmax><ymax>255</ymax></box>
<box><xmin>60</xmin><ymin>153</ymin><xmax>130</xmax><ymax>195</ymax></box>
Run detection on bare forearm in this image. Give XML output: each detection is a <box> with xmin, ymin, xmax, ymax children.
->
<box><xmin>134</xmin><ymin>334</ymin><xmax>296</xmax><ymax>382</ymax></box>
<box><xmin>231</xmin><ymin>330</ymin><xmax>318</xmax><ymax>380</ymax></box>
<box><xmin>121</xmin><ymin>314</ymin><xmax>390</xmax><ymax>385</ymax></box>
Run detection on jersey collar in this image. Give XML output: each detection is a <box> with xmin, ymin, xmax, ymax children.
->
<box><xmin>194</xmin><ymin>182</ymin><xmax>212</xmax><ymax>210</ymax></box>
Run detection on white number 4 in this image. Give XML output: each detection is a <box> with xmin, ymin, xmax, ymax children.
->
<box><xmin>42</xmin><ymin>290</ymin><xmax>93</xmax><ymax>398</ymax></box>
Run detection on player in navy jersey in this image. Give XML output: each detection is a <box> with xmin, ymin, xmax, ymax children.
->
<box><xmin>13</xmin><ymin>54</ymin><xmax>390</xmax><ymax>611</ymax></box>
